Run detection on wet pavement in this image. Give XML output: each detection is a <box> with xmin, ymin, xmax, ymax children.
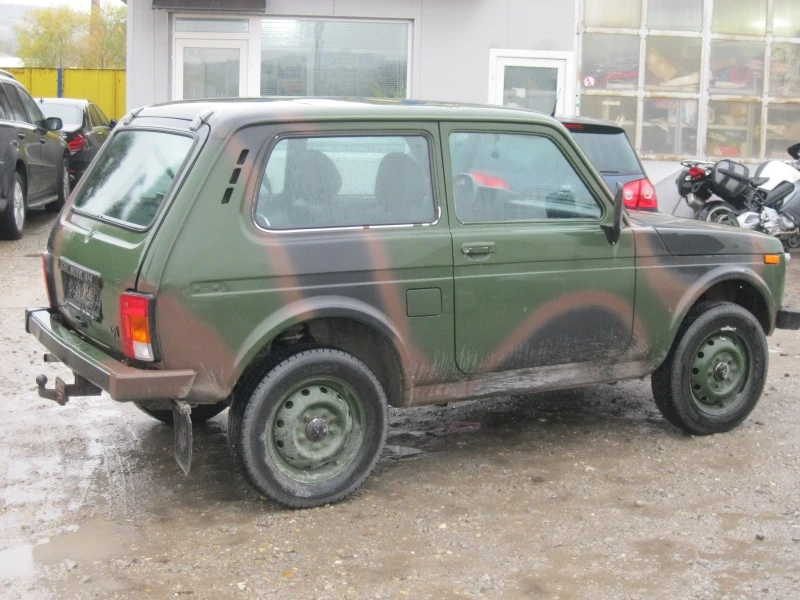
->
<box><xmin>1</xmin><ymin>211</ymin><xmax>800</xmax><ymax>599</ymax></box>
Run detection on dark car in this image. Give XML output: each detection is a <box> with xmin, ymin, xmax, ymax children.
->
<box><xmin>0</xmin><ymin>71</ymin><xmax>69</xmax><ymax>239</ymax></box>
<box><xmin>559</xmin><ymin>117</ymin><xmax>659</xmax><ymax>212</ymax></box>
<box><xmin>38</xmin><ymin>98</ymin><xmax>116</xmax><ymax>186</ymax></box>
<box><xmin>27</xmin><ymin>98</ymin><xmax>799</xmax><ymax>508</ymax></box>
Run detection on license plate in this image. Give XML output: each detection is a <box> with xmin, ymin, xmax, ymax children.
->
<box><xmin>60</xmin><ymin>258</ymin><xmax>102</xmax><ymax>320</ymax></box>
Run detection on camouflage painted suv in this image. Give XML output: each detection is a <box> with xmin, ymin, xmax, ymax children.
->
<box><xmin>26</xmin><ymin>99</ymin><xmax>800</xmax><ymax>508</ymax></box>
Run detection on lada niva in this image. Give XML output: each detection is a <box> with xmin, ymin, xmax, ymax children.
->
<box><xmin>26</xmin><ymin>98</ymin><xmax>800</xmax><ymax>507</ymax></box>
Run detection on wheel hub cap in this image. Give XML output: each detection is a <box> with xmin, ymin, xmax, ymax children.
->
<box><xmin>690</xmin><ymin>332</ymin><xmax>749</xmax><ymax>410</ymax></box>
<box><xmin>306</xmin><ymin>417</ymin><xmax>329</xmax><ymax>441</ymax></box>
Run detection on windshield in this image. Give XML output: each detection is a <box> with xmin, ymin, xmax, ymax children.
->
<box><xmin>72</xmin><ymin>129</ymin><xmax>194</xmax><ymax>228</ymax></box>
<box><xmin>39</xmin><ymin>103</ymin><xmax>83</xmax><ymax>128</ymax></box>
<box><xmin>569</xmin><ymin>130</ymin><xmax>641</xmax><ymax>176</ymax></box>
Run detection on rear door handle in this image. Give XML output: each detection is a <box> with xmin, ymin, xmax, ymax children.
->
<box><xmin>461</xmin><ymin>242</ymin><xmax>496</xmax><ymax>256</ymax></box>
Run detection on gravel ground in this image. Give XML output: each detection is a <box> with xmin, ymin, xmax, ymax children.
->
<box><xmin>1</xmin><ymin>211</ymin><xmax>799</xmax><ymax>600</ymax></box>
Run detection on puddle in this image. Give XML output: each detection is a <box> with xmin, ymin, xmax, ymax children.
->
<box><xmin>0</xmin><ymin>544</ymin><xmax>35</xmax><ymax>581</ymax></box>
<box><xmin>33</xmin><ymin>520</ymin><xmax>136</xmax><ymax>566</ymax></box>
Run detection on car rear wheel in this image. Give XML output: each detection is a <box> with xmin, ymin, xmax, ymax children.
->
<box><xmin>0</xmin><ymin>172</ymin><xmax>26</xmax><ymax>240</ymax></box>
<box><xmin>46</xmin><ymin>156</ymin><xmax>70</xmax><ymax>213</ymax></box>
<box><xmin>651</xmin><ymin>302</ymin><xmax>767</xmax><ymax>435</ymax></box>
<box><xmin>229</xmin><ymin>348</ymin><xmax>388</xmax><ymax>508</ymax></box>
<box><xmin>134</xmin><ymin>401</ymin><xmax>228</xmax><ymax>425</ymax></box>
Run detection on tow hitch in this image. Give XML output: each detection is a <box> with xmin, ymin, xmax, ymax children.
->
<box><xmin>35</xmin><ymin>372</ymin><xmax>101</xmax><ymax>406</ymax></box>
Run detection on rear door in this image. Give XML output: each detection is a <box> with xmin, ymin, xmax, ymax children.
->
<box><xmin>441</xmin><ymin>122</ymin><xmax>636</xmax><ymax>374</ymax></box>
<box><xmin>50</xmin><ymin>123</ymin><xmax>202</xmax><ymax>356</ymax></box>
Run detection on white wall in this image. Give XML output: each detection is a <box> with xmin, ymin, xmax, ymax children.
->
<box><xmin>126</xmin><ymin>0</ymin><xmax>578</xmax><ymax>110</ymax></box>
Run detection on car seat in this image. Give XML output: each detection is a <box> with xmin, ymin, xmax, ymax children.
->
<box><xmin>374</xmin><ymin>153</ymin><xmax>433</xmax><ymax>224</ymax></box>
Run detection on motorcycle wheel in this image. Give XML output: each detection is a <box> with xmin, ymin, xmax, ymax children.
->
<box><xmin>697</xmin><ymin>202</ymin><xmax>739</xmax><ymax>227</ymax></box>
<box><xmin>786</xmin><ymin>233</ymin><xmax>800</xmax><ymax>249</ymax></box>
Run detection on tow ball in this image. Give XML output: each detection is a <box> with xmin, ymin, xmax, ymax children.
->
<box><xmin>35</xmin><ymin>372</ymin><xmax>101</xmax><ymax>406</ymax></box>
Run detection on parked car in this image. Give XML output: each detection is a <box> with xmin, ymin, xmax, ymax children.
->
<box><xmin>37</xmin><ymin>98</ymin><xmax>116</xmax><ymax>186</ymax></box>
<box><xmin>0</xmin><ymin>71</ymin><xmax>69</xmax><ymax>240</ymax></box>
<box><xmin>27</xmin><ymin>99</ymin><xmax>799</xmax><ymax>509</ymax></box>
<box><xmin>559</xmin><ymin>117</ymin><xmax>659</xmax><ymax>211</ymax></box>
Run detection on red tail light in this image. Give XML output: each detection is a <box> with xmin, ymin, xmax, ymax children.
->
<box><xmin>120</xmin><ymin>292</ymin><xmax>156</xmax><ymax>362</ymax></box>
<box><xmin>689</xmin><ymin>167</ymin><xmax>706</xmax><ymax>179</ymax></box>
<box><xmin>470</xmin><ymin>171</ymin><xmax>510</xmax><ymax>190</ymax></box>
<box><xmin>622</xmin><ymin>178</ymin><xmax>659</xmax><ymax>211</ymax></box>
<box><xmin>563</xmin><ymin>122</ymin><xmax>584</xmax><ymax>131</ymax></box>
<box><xmin>68</xmin><ymin>134</ymin><xmax>87</xmax><ymax>153</ymax></box>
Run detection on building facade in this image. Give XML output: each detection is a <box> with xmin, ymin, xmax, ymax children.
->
<box><xmin>127</xmin><ymin>0</ymin><xmax>800</xmax><ymax>163</ymax></box>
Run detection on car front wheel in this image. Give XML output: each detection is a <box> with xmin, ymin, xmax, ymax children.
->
<box><xmin>229</xmin><ymin>348</ymin><xmax>388</xmax><ymax>508</ymax></box>
<box><xmin>651</xmin><ymin>302</ymin><xmax>767</xmax><ymax>435</ymax></box>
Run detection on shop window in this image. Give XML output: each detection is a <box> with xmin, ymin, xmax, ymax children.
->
<box><xmin>581</xmin><ymin>34</ymin><xmax>640</xmax><ymax>91</ymax></box>
<box><xmin>765</xmin><ymin>104</ymin><xmax>800</xmax><ymax>159</ymax></box>
<box><xmin>175</xmin><ymin>18</ymin><xmax>249</xmax><ymax>33</ymax></box>
<box><xmin>712</xmin><ymin>0</ymin><xmax>767</xmax><ymax>36</ymax></box>
<box><xmin>182</xmin><ymin>47</ymin><xmax>241</xmax><ymax>99</ymax></box>
<box><xmin>709</xmin><ymin>41</ymin><xmax>765</xmax><ymax>96</ymax></box>
<box><xmin>641</xmin><ymin>99</ymin><xmax>698</xmax><ymax>156</ymax></box>
<box><xmin>260</xmin><ymin>19</ymin><xmax>409</xmax><ymax>98</ymax></box>
<box><xmin>771</xmin><ymin>44</ymin><xmax>800</xmax><ymax>98</ymax></box>
<box><xmin>583</xmin><ymin>0</ymin><xmax>641</xmax><ymax>29</ymax></box>
<box><xmin>579</xmin><ymin>96</ymin><xmax>637</xmax><ymax>141</ymax></box>
<box><xmin>774</xmin><ymin>0</ymin><xmax>800</xmax><ymax>38</ymax></box>
<box><xmin>706</xmin><ymin>101</ymin><xmax>762</xmax><ymax>158</ymax></box>
<box><xmin>647</xmin><ymin>0</ymin><xmax>702</xmax><ymax>31</ymax></box>
<box><xmin>644</xmin><ymin>37</ymin><xmax>701</xmax><ymax>92</ymax></box>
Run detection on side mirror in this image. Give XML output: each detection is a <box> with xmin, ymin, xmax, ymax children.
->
<box><xmin>109</xmin><ymin>118</ymin><xmax>118</xmax><ymax>130</ymax></box>
<box><xmin>43</xmin><ymin>116</ymin><xmax>62</xmax><ymax>131</ymax></box>
<box><xmin>789</xmin><ymin>142</ymin><xmax>800</xmax><ymax>161</ymax></box>
<box><xmin>602</xmin><ymin>183</ymin><xmax>624</xmax><ymax>245</ymax></box>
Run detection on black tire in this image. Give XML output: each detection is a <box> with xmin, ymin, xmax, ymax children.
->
<box><xmin>46</xmin><ymin>156</ymin><xmax>70</xmax><ymax>213</ymax></box>
<box><xmin>229</xmin><ymin>348</ymin><xmax>388</xmax><ymax>508</ymax></box>
<box><xmin>696</xmin><ymin>202</ymin><xmax>739</xmax><ymax>227</ymax></box>
<box><xmin>134</xmin><ymin>401</ymin><xmax>228</xmax><ymax>425</ymax></box>
<box><xmin>651</xmin><ymin>302</ymin><xmax>767</xmax><ymax>435</ymax></box>
<box><xmin>0</xmin><ymin>171</ymin><xmax>25</xmax><ymax>240</ymax></box>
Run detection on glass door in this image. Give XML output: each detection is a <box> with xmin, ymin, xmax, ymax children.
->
<box><xmin>174</xmin><ymin>39</ymin><xmax>248</xmax><ymax>100</ymax></box>
<box><xmin>489</xmin><ymin>51</ymin><xmax>575</xmax><ymax>116</ymax></box>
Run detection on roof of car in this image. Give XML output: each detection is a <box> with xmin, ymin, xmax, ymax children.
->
<box><xmin>133</xmin><ymin>97</ymin><xmax>569</xmax><ymax>131</ymax></box>
<box><xmin>37</xmin><ymin>97</ymin><xmax>89</xmax><ymax>107</ymax></box>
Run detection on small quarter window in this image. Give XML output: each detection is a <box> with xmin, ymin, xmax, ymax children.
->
<box><xmin>448</xmin><ymin>132</ymin><xmax>602</xmax><ymax>223</ymax></box>
<box><xmin>256</xmin><ymin>134</ymin><xmax>435</xmax><ymax>230</ymax></box>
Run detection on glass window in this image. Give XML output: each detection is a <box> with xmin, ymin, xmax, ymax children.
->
<box><xmin>4</xmin><ymin>85</ymin><xmax>32</xmax><ymax>123</ymax></box>
<box><xmin>579</xmin><ymin>96</ymin><xmax>637</xmax><ymax>141</ymax></box>
<box><xmin>569</xmin><ymin>129</ymin><xmax>641</xmax><ymax>176</ymax></box>
<box><xmin>647</xmin><ymin>0</ymin><xmax>702</xmax><ymax>31</ymax></box>
<box><xmin>770</xmin><ymin>44</ymin><xmax>800</xmax><ymax>98</ymax></box>
<box><xmin>501</xmin><ymin>65</ymin><xmax>558</xmax><ymax>113</ymax></box>
<box><xmin>581</xmin><ymin>34</ymin><xmax>640</xmax><ymax>91</ymax></box>
<box><xmin>93</xmin><ymin>104</ymin><xmax>109</xmax><ymax>126</ymax></box>
<box><xmin>260</xmin><ymin>19</ymin><xmax>408</xmax><ymax>98</ymax></box>
<box><xmin>15</xmin><ymin>86</ymin><xmax>44</xmax><ymax>124</ymax></box>
<box><xmin>644</xmin><ymin>37</ymin><xmax>701</xmax><ymax>92</ymax></box>
<box><xmin>72</xmin><ymin>131</ymin><xmax>194</xmax><ymax>228</ymax></box>
<box><xmin>773</xmin><ymin>0</ymin><xmax>800</xmax><ymax>38</ymax></box>
<box><xmin>175</xmin><ymin>18</ymin><xmax>249</xmax><ymax>33</ymax></box>
<box><xmin>40</xmin><ymin>102</ymin><xmax>82</xmax><ymax>128</ymax></box>
<box><xmin>641</xmin><ymin>98</ymin><xmax>698</xmax><ymax>155</ymax></box>
<box><xmin>712</xmin><ymin>0</ymin><xmax>767</xmax><ymax>36</ymax></box>
<box><xmin>709</xmin><ymin>41</ymin><xmax>765</xmax><ymax>96</ymax></box>
<box><xmin>765</xmin><ymin>104</ymin><xmax>800</xmax><ymax>158</ymax></box>
<box><xmin>706</xmin><ymin>101</ymin><xmax>762</xmax><ymax>158</ymax></box>
<box><xmin>182</xmin><ymin>47</ymin><xmax>240</xmax><ymax>99</ymax></box>
<box><xmin>0</xmin><ymin>86</ymin><xmax>13</xmax><ymax>121</ymax></box>
<box><xmin>584</xmin><ymin>0</ymin><xmax>641</xmax><ymax>29</ymax></box>
<box><xmin>257</xmin><ymin>135</ymin><xmax>435</xmax><ymax>229</ymax></box>
<box><xmin>448</xmin><ymin>132</ymin><xmax>601</xmax><ymax>223</ymax></box>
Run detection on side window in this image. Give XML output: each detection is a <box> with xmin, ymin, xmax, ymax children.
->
<box><xmin>15</xmin><ymin>86</ymin><xmax>44</xmax><ymax>125</ymax></box>
<box><xmin>256</xmin><ymin>134</ymin><xmax>435</xmax><ymax>230</ymax></box>
<box><xmin>2</xmin><ymin>84</ymin><xmax>28</xmax><ymax>123</ymax></box>
<box><xmin>0</xmin><ymin>86</ymin><xmax>11</xmax><ymax>120</ymax></box>
<box><xmin>448</xmin><ymin>131</ymin><xmax>603</xmax><ymax>223</ymax></box>
<box><xmin>89</xmin><ymin>104</ymin><xmax>108</xmax><ymax>127</ymax></box>
<box><xmin>93</xmin><ymin>104</ymin><xmax>110</xmax><ymax>127</ymax></box>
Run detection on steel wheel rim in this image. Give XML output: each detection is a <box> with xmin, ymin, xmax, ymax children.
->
<box><xmin>688</xmin><ymin>329</ymin><xmax>751</xmax><ymax>415</ymax></box>
<box><xmin>267</xmin><ymin>377</ymin><xmax>365</xmax><ymax>483</ymax></box>
<box><xmin>12</xmin><ymin>178</ymin><xmax>24</xmax><ymax>230</ymax></box>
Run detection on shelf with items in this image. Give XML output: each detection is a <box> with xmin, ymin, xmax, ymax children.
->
<box><xmin>705</xmin><ymin>101</ymin><xmax>761</xmax><ymax>158</ymax></box>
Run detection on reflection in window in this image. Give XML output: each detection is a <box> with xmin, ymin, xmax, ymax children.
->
<box><xmin>579</xmin><ymin>96</ymin><xmax>637</xmax><ymax>141</ymax></box>
<box><xmin>709</xmin><ymin>41</ymin><xmax>765</xmax><ymax>96</ymax></box>
<box><xmin>774</xmin><ymin>0</ymin><xmax>800</xmax><ymax>38</ymax></box>
<box><xmin>647</xmin><ymin>0</ymin><xmax>702</xmax><ymax>31</ymax></box>
<box><xmin>260</xmin><ymin>19</ymin><xmax>408</xmax><ymax>98</ymax></box>
<box><xmin>641</xmin><ymin>98</ymin><xmax>698</xmax><ymax>156</ymax></box>
<box><xmin>644</xmin><ymin>37</ymin><xmax>701</xmax><ymax>92</ymax></box>
<box><xmin>706</xmin><ymin>101</ymin><xmax>762</xmax><ymax>158</ymax></box>
<box><xmin>766</xmin><ymin>104</ymin><xmax>800</xmax><ymax>159</ymax></box>
<box><xmin>257</xmin><ymin>135</ymin><xmax>434</xmax><ymax>229</ymax></box>
<box><xmin>502</xmin><ymin>66</ymin><xmax>558</xmax><ymax>113</ymax></box>
<box><xmin>582</xmin><ymin>34</ymin><xmax>640</xmax><ymax>91</ymax></box>
<box><xmin>712</xmin><ymin>0</ymin><xmax>767</xmax><ymax>36</ymax></box>
<box><xmin>583</xmin><ymin>0</ymin><xmax>641</xmax><ymax>28</ymax></box>
<box><xmin>448</xmin><ymin>132</ymin><xmax>601</xmax><ymax>223</ymax></box>
<box><xmin>770</xmin><ymin>44</ymin><xmax>800</xmax><ymax>98</ymax></box>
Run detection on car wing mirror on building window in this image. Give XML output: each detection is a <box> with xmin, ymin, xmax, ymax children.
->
<box><xmin>43</xmin><ymin>117</ymin><xmax>62</xmax><ymax>131</ymax></box>
<box><xmin>602</xmin><ymin>183</ymin><xmax>624</xmax><ymax>246</ymax></box>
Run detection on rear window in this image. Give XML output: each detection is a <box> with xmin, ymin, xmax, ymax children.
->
<box><xmin>569</xmin><ymin>130</ymin><xmax>641</xmax><ymax>176</ymax></box>
<box><xmin>40</xmin><ymin>103</ymin><xmax>83</xmax><ymax>128</ymax></box>
<box><xmin>72</xmin><ymin>130</ymin><xmax>193</xmax><ymax>228</ymax></box>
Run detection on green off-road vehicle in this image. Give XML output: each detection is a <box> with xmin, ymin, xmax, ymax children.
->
<box><xmin>26</xmin><ymin>99</ymin><xmax>800</xmax><ymax>507</ymax></box>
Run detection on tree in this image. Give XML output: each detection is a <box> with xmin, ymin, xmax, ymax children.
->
<box><xmin>13</xmin><ymin>2</ymin><xmax>126</xmax><ymax>70</ymax></box>
<box><xmin>14</xmin><ymin>6</ymin><xmax>88</xmax><ymax>68</ymax></box>
<box><xmin>78</xmin><ymin>3</ymin><xmax>127</xmax><ymax>69</ymax></box>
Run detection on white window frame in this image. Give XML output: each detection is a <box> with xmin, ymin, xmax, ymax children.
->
<box><xmin>488</xmin><ymin>49</ymin><xmax>577</xmax><ymax>116</ymax></box>
<box><xmin>173</xmin><ymin>38</ymin><xmax>250</xmax><ymax>100</ymax></box>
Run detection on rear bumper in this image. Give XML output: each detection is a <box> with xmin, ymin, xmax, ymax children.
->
<box><xmin>26</xmin><ymin>308</ymin><xmax>196</xmax><ymax>401</ymax></box>
<box><xmin>775</xmin><ymin>307</ymin><xmax>800</xmax><ymax>330</ymax></box>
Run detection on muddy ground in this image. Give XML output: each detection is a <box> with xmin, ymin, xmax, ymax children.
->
<box><xmin>1</xmin><ymin>211</ymin><xmax>799</xmax><ymax>600</ymax></box>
